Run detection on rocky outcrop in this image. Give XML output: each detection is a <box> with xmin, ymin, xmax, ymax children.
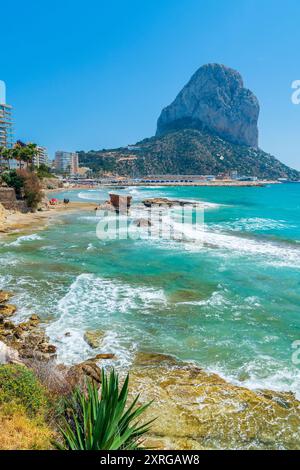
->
<box><xmin>157</xmin><ymin>63</ymin><xmax>259</xmax><ymax>148</ymax></box>
<box><xmin>109</xmin><ymin>193</ymin><xmax>132</xmax><ymax>211</ymax></box>
<box><xmin>142</xmin><ymin>197</ymin><xmax>201</xmax><ymax>208</ymax></box>
<box><xmin>83</xmin><ymin>329</ymin><xmax>105</xmax><ymax>349</ymax></box>
<box><xmin>0</xmin><ymin>304</ymin><xmax>17</xmax><ymax>318</ymax></box>
<box><xmin>0</xmin><ymin>341</ymin><xmax>21</xmax><ymax>365</ymax></box>
<box><xmin>0</xmin><ymin>187</ymin><xmax>18</xmax><ymax>211</ymax></box>
<box><xmin>0</xmin><ymin>203</ymin><xmax>8</xmax><ymax>228</ymax></box>
<box><xmin>0</xmin><ymin>293</ymin><xmax>57</xmax><ymax>363</ymax></box>
<box><xmin>0</xmin><ymin>290</ymin><xmax>12</xmax><ymax>304</ymax></box>
<box><xmin>128</xmin><ymin>352</ymin><xmax>300</xmax><ymax>450</ymax></box>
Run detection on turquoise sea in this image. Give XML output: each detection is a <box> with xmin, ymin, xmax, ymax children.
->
<box><xmin>1</xmin><ymin>183</ymin><xmax>300</xmax><ymax>397</ymax></box>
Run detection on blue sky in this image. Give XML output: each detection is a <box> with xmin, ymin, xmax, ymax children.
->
<box><xmin>1</xmin><ymin>0</ymin><xmax>300</xmax><ymax>169</ymax></box>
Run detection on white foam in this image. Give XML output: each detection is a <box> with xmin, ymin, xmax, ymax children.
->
<box><xmin>46</xmin><ymin>273</ymin><xmax>166</xmax><ymax>364</ymax></box>
<box><xmin>4</xmin><ymin>233</ymin><xmax>42</xmax><ymax>247</ymax></box>
<box><xmin>212</xmin><ymin>217</ymin><xmax>292</xmax><ymax>232</ymax></box>
<box><xmin>78</xmin><ymin>190</ymin><xmax>104</xmax><ymax>201</ymax></box>
<box><xmin>144</xmin><ymin>212</ymin><xmax>300</xmax><ymax>267</ymax></box>
<box><xmin>209</xmin><ymin>358</ymin><xmax>300</xmax><ymax>401</ymax></box>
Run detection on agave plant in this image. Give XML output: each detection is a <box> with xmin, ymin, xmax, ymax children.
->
<box><xmin>56</xmin><ymin>369</ymin><xmax>154</xmax><ymax>450</ymax></box>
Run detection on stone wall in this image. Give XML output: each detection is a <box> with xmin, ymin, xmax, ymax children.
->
<box><xmin>0</xmin><ymin>187</ymin><xmax>18</xmax><ymax>210</ymax></box>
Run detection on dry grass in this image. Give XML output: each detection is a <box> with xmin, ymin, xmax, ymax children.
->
<box><xmin>0</xmin><ymin>405</ymin><xmax>54</xmax><ymax>450</ymax></box>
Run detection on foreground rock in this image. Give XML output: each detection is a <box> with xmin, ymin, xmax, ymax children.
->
<box><xmin>0</xmin><ymin>340</ymin><xmax>21</xmax><ymax>365</ymax></box>
<box><xmin>0</xmin><ymin>291</ymin><xmax>12</xmax><ymax>304</ymax></box>
<box><xmin>0</xmin><ymin>304</ymin><xmax>17</xmax><ymax>318</ymax></box>
<box><xmin>156</xmin><ymin>63</ymin><xmax>259</xmax><ymax>148</ymax></box>
<box><xmin>0</xmin><ymin>314</ymin><xmax>57</xmax><ymax>362</ymax></box>
<box><xmin>128</xmin><ymin>352</ymin><xmax>300</xmax><ymax>450</ymax></box>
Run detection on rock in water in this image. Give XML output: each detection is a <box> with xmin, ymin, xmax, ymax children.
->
<box><xmin>84</xmin><ymin>330</ymin><xmax>105</xmax><ymax>349</ymax></box>
<box><xmin>157</xmin><ymin>63</ymin><xmax>259</xmax><ymax>148</ymax></box>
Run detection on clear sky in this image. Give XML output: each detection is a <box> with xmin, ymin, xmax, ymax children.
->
<box><xmin>1</xmin><ymin>0</ymin><xmax>300</xmax><ymax>169</ymax></box>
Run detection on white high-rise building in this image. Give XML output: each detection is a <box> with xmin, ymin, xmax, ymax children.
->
<box><xmin>0</xmin><ymin>80</ymin><xmax>13</xmax><ymax>148</ymax></box>
<box><xmin>54</xmin><ymin>151</ymin><xmax>79</xmax><ymax>175</ymax></box>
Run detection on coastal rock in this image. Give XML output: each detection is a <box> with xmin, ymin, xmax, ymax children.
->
<box><xmin>0</xmin><ymin>340</ymin><xmax>22</xmax><ymax>365</ymax></box>
<box><xmin>0</xmin><ymin>291</ymin><xmax>13</xmax><ymax>304</ymax></box>
<box><xmin>109</xmin><ymin>193</ymin><xmax>132</xmax><ymax>211</ymax></box>
<box><xmin>0</xmin><ymin>203</ymin><xmax>8</xmax><ymax>228</ymax></box>
<box><xmin>128</xmin><ymin>352</ymin><xmax>300</xmax><ymax>450</ymax></box>
<box><xmin>0</xmin><ymin>304</ymin><xmax>17</xmax><ymax>318</ymax></box>
<box><xmin>84</xmin><ymin>329</ymin><xmax>105</xmax><ymax>349</ymax></box>
<box><xmin>67</xmin><ymin>359</ymin><xmax>102</xmax><ymax>388</ymax></box>
<box><xmin>142</xmin><ymin>198</ymin><xmax>197</xmax><ymax>208</ymax></box>
<box><xmin>0</xmin><ymin>315</ymin><xmax>56</xmax><ymax>362</ymax></box>
<box><xmin>96</xmin><ymin>202</ymin><xmax>116</xmax><ymax>212</ymax></box>
<box><xmin>157</xmin><ymin>63</ymin><xmax>259</xmax><ymax>148</ymax></box>
<box><xmin>94</xmin><ymin>353</ymin><xmax>116</xmax><ymax>360</ymax></box>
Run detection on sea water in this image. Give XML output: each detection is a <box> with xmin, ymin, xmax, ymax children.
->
<box><xmin>1</xmin><ymin>183</ymin><xmax>300</xmax><ymax>399</ymax></box>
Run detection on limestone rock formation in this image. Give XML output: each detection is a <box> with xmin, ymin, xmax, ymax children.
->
<box><xmin>157</xmin><ymin>63</ymin><xmax>259</xmax><ymax>148</ymax></box>
<box><xmin>127</xmin><ymin>352</ymin><xmax>300</xmax><ymax>450</ymax></box>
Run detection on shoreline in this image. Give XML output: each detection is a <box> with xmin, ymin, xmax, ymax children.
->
<box><xmin>1</xmin><ymin>293</ymin><xmax>300</xmax><ymax>450</ymax></box>
<box><xmin>0</xmin><ymin>200</ymin><xmax>97</xmax><ymax>236</ymax></box>
<box><xmin>48</xmin><ymin>180</ymin><xmax>279</xmax><ymax>190</ymax></box>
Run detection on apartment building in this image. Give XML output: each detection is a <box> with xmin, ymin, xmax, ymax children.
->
<box><xmin>54</xmin><ymin>151</ymin><xmax>79</xmax><ymax>175</ymax></box>
<box><xmin>0</xmin><ymin>80</ymin><xmax>13</xmax><ymax>148</ymax></box>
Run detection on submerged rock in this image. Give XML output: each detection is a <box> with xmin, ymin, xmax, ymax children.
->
<box><xmin>128</xmin><ymin>352</ymin><xmax>300</xmax><ymax>450</ymax></box>
<box><xmin>84</xmin><ymin>330</ymin><xmax>105</xmax><ymax>349</ymax></box>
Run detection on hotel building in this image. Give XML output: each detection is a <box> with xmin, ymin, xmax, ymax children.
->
<box><xmin>54</xmin><ymin>151</ymin><xmax>79</xmax><ymax>175</ymax></box>
<box><xmin>34</xmin><ymin>146</ymin><xmax>48</xmax><ymax>168</ymax></box>
<box><xmin>0</xmin><ymin>80</ymin><xmax>13</xmax><ymax>148</ymax></box>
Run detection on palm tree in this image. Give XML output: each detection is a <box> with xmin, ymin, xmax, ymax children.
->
<box><xmin>25</xmin><ymin>143</ymin><xmax>38</xmax><ymax>168</ymax></box>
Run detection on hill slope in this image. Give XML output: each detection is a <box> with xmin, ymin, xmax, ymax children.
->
<box><xmin>79</xmin><ymin>128</ymin><xmax>300</xmax><ymax>180</ymax></box>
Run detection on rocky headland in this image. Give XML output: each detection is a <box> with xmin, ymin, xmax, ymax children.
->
<box><xmin>78</xmin><ymin>63</ymin><xmax>300</xmax><ymax>180</ymax></box>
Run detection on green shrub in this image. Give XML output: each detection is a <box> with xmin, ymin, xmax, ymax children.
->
<box><xmin>21</xmin><ymin>170</ymin><xmax>43</xmax><ymax>210</ymax></box>
<box><xmin>0</xmin><ymin>364</ymin><xmax>48</xmax><ymax>416</ymax></box>
<box><xmin>1</xmin><ymin>169</ymin><xmax>43</xmax><ymax>210</ymax></box>
<box><xmin>56</xmin><ymin>369</ymin><xmax>154</xmax><ymax>450</ymax></box>
<box><xmin>1</xmin><ymin>170</ymin><xmax>24</xmax><ymax>198</ymax></box>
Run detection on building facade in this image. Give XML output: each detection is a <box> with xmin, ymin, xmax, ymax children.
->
<box><xmin>54</xmin><ymin>151</ymin><xmax>79</xmax><ymax>175</ymax></box>
<box><xmin>34</xmin><ymin>146</ymin><xmax>48</xmax><ymax>168</ymax></box>
<box><xmin>0</xmin><ymin>80</ymin><xmax>13</xmax><ymax>149</ymax></box>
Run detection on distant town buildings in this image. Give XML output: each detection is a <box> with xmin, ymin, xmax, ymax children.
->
<box><xmin>54</xmin><ymin>151</ymin><xmax>79</xmax><ymax>175</ymax></box>
<box><xmin>0</xmin><ymin>80</ymin><xmax>14</xmax><ymax>149</ymax></box>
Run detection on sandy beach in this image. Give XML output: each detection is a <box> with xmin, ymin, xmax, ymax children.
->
<box><xmin>0</xmin><ymin>200</ymin><xmax>97</xmax><ymax>235</ymax></box>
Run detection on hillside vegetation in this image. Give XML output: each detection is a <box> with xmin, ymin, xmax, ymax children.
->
<box><xmin>79</xmin><ymin>128</ymin><xmax>300</xmax><ymax>180</ymax></box>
